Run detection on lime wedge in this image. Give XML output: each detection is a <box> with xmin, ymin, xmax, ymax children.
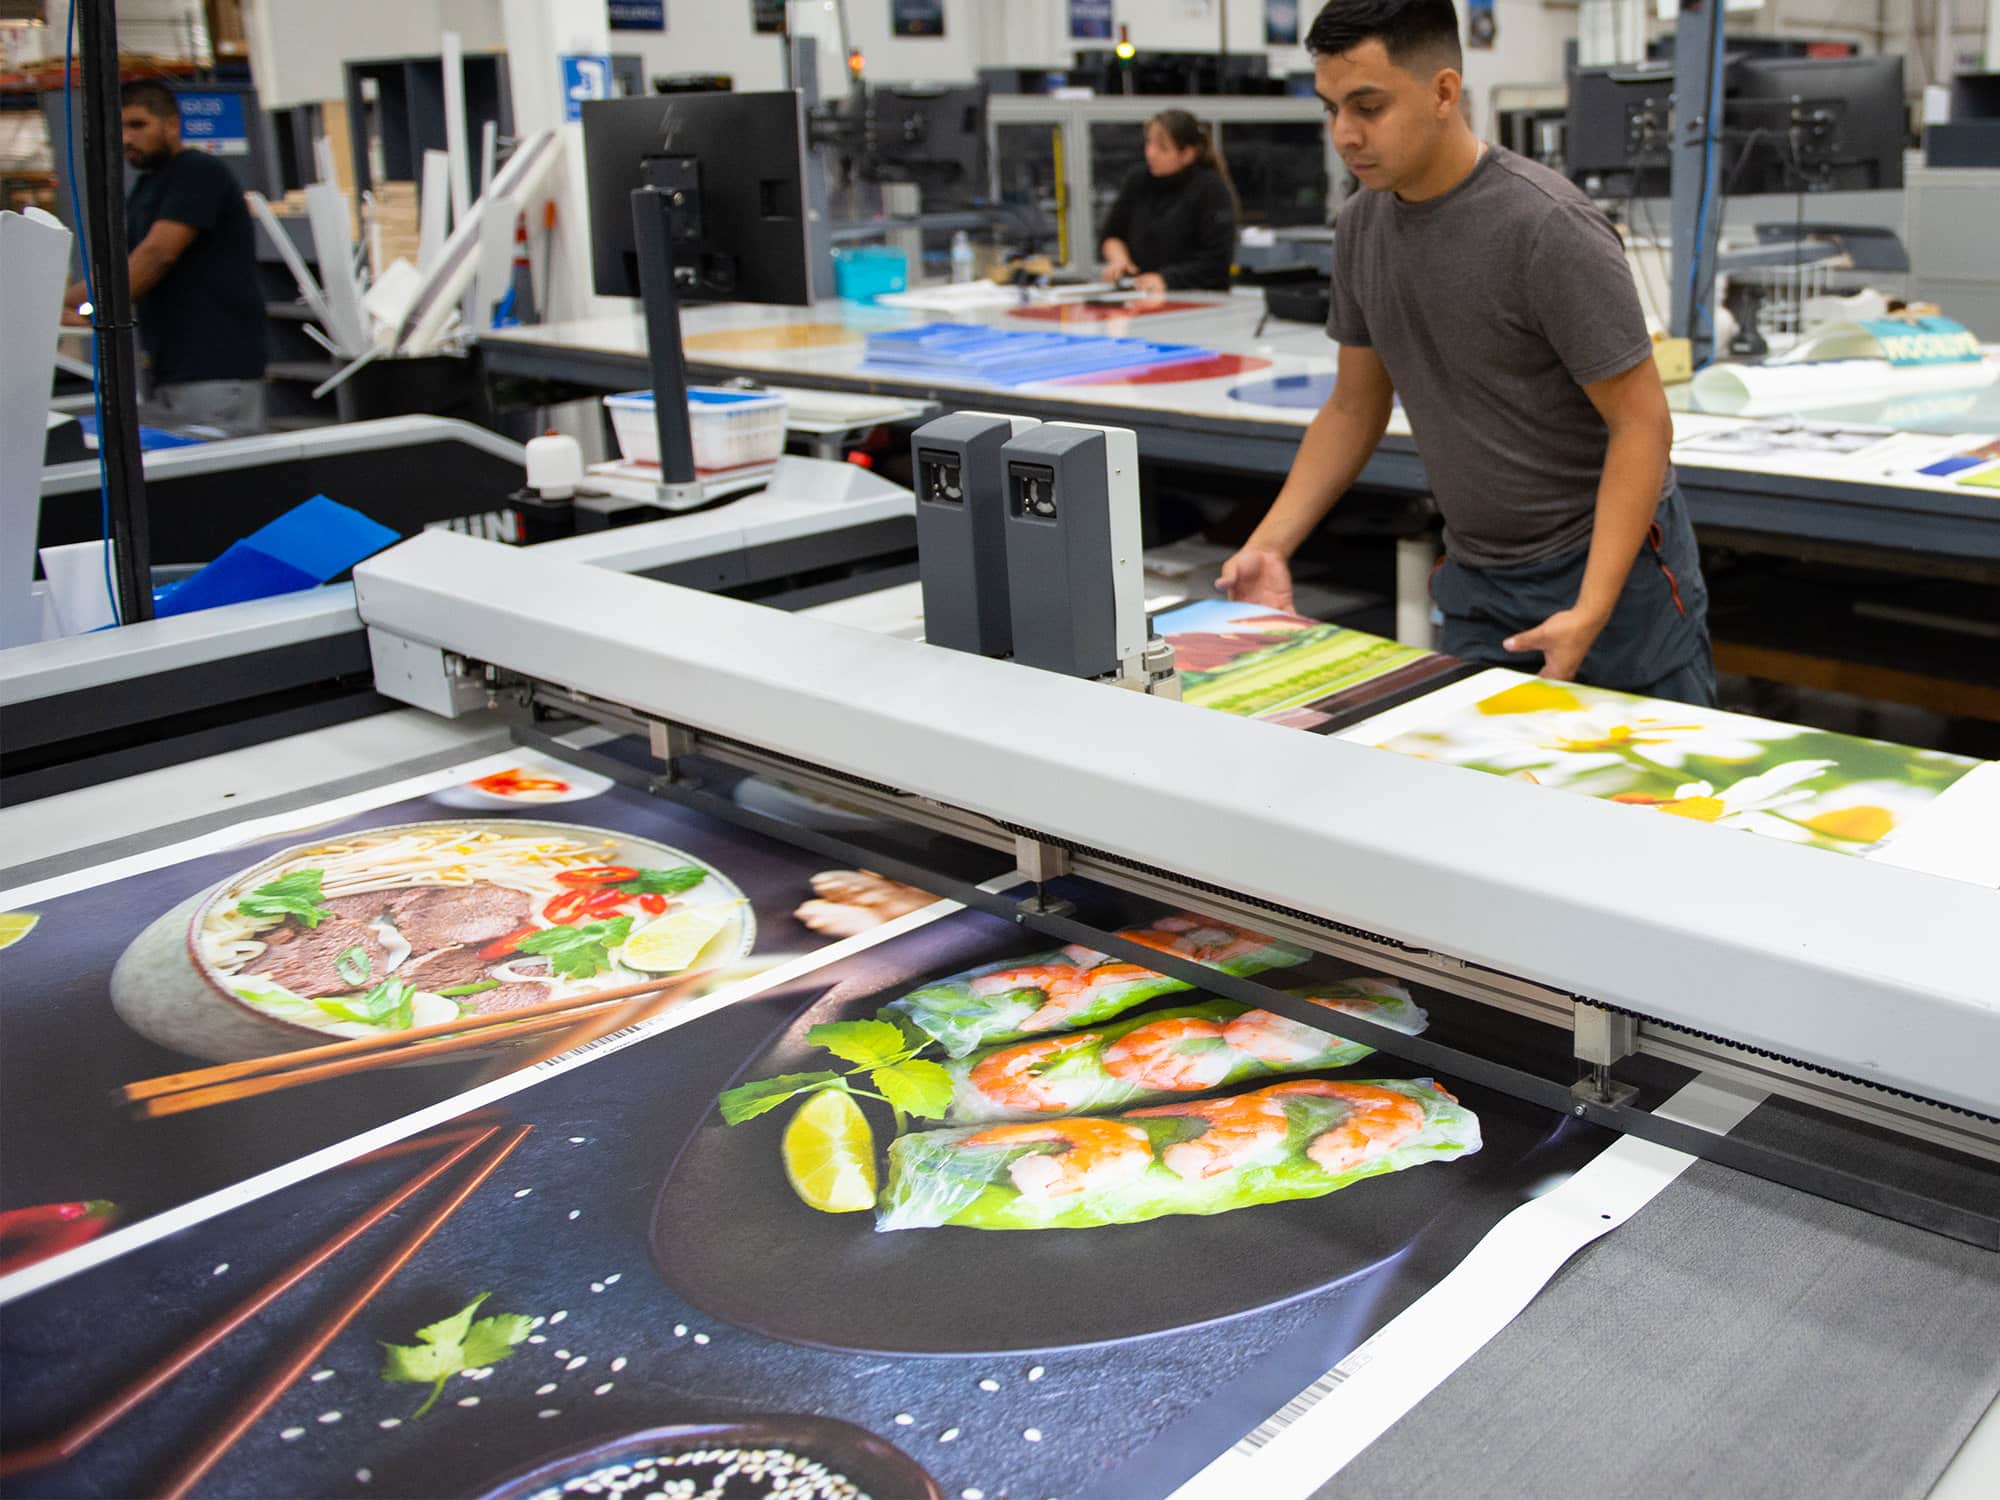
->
<box><xmin>0</xmin><ymin>913</ymin><xmax>38</xmax><ymax>952</ymax></box>
<box><xmin>620</xmin><ymin>903</ymin><xmax>738</xmax><ymax>974</ymax></box>
<box><xmin>781</xmin><ymin>1089</ymin><xmax>878</xmax><ymax>1213</ymax></box>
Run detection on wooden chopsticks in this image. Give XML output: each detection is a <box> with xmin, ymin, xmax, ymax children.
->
<box><xmin>156</xmin><ymin>1123</ymin><xmax>532</xmax><ymax>1500</ymax></box>
<box><xmin>118</xmin><ymin>969</ymin><xmax>714</xmax><ymax>1118</ymax></box>
<box><xmin>0</xmin><ymin>1122</ymin><xmax>527</xmax><ymax>1488</ymax></box>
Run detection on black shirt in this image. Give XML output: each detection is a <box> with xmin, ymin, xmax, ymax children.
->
<box><xmin>126</xmin><ymin>148</ymin><xmax>267</xmax><ymax>384</ymax></box>
<box><xmin>1098</xmin><ymin>164</ymin><xmax>1236</xmax><ymax>290</ymax></box>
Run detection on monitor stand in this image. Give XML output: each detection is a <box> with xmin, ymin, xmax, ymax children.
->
<box><xmin>630</xmin><ymin>184</ymin><xmax>705</xmax><ymax>510</ymax></box>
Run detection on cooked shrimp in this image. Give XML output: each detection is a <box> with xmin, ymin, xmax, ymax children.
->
<box><xmin>1017</xmin><ymin>962</ymin><xmax>1160</xmax><ymax>1032</ymax></box>
<box><xmin>1220</xmin><ymin>1008</ymin><xmax>1337</xmax><ymax>1065</ymax></box>
<box><xmin>967</xmin><ymin>1034</ymin><xmax>1101</xmax><ymax>1113</ymax></box>
<box><xmin>968</xmin><ymin>964</ymin><xmax>1077</xmax><ymax>1000</ymax></box>
<box><xmin>1101</xmin><ymin>1016</ymin><xmax>1235</xmax><ymax>1091</ymax></box>
<box><xmin>1275</xmin><ymin>1080</ymin><xmax>1427</xmax><ymax>1174</ymax></box>
<box><xmin>1119</xmin><ymin>914</ymin><xmax>1275</xmax><ymax>968</ymax></box>
<box><xmin>958</xmin><ymin>1118</ymin><xmax>1153</xmax><ymax>1200</ymax></box>
<box><xmin>1128</xmin><ymin>1093</ymin><xmax>1290</xmax><ymax>1181</ymax></box>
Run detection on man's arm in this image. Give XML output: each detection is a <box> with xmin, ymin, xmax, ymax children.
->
<box><xmin>1218</xmin><ymin>343</ymin><xmax>1395</xmax><ymax>611</ymax></box>
<box><xmin>1501</xmin><ymin>357</ymin><xmax>1673</xmax><ymax>680</ymax></box>
<box><xmin>60</xmin><ymin>220</ymin><xmax>196</xmax><ymax>318</ymax></box>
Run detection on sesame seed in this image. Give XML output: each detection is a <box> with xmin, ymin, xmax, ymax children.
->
<box><xmin>611</xmin><ymin>1357</ymin><xmax>628</xmax><ymax>1372</ymax></box>
<box><xmin>893</xmin><ymin>1414</ymin><xmax>913</xmax><ymax>1426</ymax></box>
<box><xmin>280</xmin><ymin>1427</ymin><xmax>305</xmax><ymax>1441</ymax></box>
<box><xmin>356</xmin><ymin>1469</ymin><xmax>372</xmax><ymax>1484</ymax></box>
<box><xmin>528</xmin><ymin>1335</ymin><xmax>546</xmax><ymax>1344</ymax></box>
<box><xmin>378</xmin><ymin>1419</ymin><xmax>401</xmax><ymax>1430</ymax></box>
<box><xmin>549</xmin><ymin>1309</ymin><xmax>568</xmax><ymax>1324</ymax></box>
<box><xmin>566</xmin><ymin>1356</ymin><xmax>588</xmax><ymax>1370</ymax></box>
<box><xmin>530</xmin><ymin>1316</ymin><xmax>546</xmax><ymax>1329</ymax></box>
<box><xmin>457</xmin><ymin>1396</ymin><xmax>479</xmax><ymax>1408</ymax></box>
<box><xmin>554</xmin><ymin>1349</ymin><xmax>571</xmax><ymax>1359</ymax></box>
<box><xmin>939</xmin><ymin>1428</ymin><xmax>960</xmax><ymax>1443</ymax></box>
<box><xmin>963</xmin><ymin>1489</ymin><xmax>985</xmax><ymax>1500</ymax></box>
<box><xmin>674</xmin><ymin>1324</ymin><xmax>688</xmax><ymax>1337</ymax></box>
<box><xmin>595</xmin><ymin>1382</ymin><xmax>614</xmax><ymax>1395</ymax></box>
<box><xmin>1028</xmin><ymin>1365</ymin><xmax>1045</xmax><ymax>1381</ymax></box>
<box><xmin>539</xmin><ymin>1409</ymin><xmax>561</xmax><ymax>1419</ymax></box>
<box><xmin>693</xmin><ymin>1334</ymin><xmax>710</xmax><ymax>1345</ymax></box>
<box><xmin>513</xmin><ymin>1188</ymin><xmax>532</xmax><ymax>1198</ymax></box>
<box><xmin>538</xmin><ymin>1383</ymin><xmax>558</xmax><ymax>1395</ymax></box>
<box><xmin>605</xmin><ymin>1274</ymin><xmax>621</xmax><ymax>1285</ymax></box>
<box><xmin>568</xmin><ymin>1209</ymin><xmax>581</xmax><ymax>1220</ymax></box>
<box><xmin>317</xmin><ymin>1411</ymin><xmax>342</xmax><ymax>1424</ymax></box>
<box><xmin>1024</xmin><ymin>1428</ymin><xmax>1043</xmax><ymax>1442</ymax></box>
<box><xmin>978</xmin><ymin>1378</ymin><xmax>1000</xmax><ymax>1392</ymax></box>
<box><xmin>569</xmin><ymin>1136</ymin><xmax>586</xmax><ymax>1144</ymax></box>
<box><xmin>310</xmin><ymin>1369</ymin><xmax>334</xmax><ymax>1383</ymax></box>
<box><xmin>591</xmin><ymin>1282</ymin><xmax>605</xmax><ymax>1293</ymax></box>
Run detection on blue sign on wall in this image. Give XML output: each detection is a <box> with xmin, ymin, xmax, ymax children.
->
<box><xmin>560</xmin><ymin>54</ymin><xmax>613</xmax><ymax>122</ymax></box>
<box><xmin>609</xmin><ymin>0</ymin><xmax>665</xmax><ymax>30</ymax></box>
<box><xmin>1069</xmin><ymin>0</ymin><xmax>1113</xmax><ymax>41</ymax></box>
<box><xmin>178</xmin><ymin>91</ymin><xmax>249</xmax><ymax>157</ymax></box>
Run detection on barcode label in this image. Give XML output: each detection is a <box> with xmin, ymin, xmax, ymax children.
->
<box><xmin>533</xmin><ymin>1024</ymin><xmax>644</xmax><ymax>1070</ymax></box>
<box><xmin>1234</xmin><ymin>1348</ymin><xmax>1372</xmax><ymax>1454</ymax></box>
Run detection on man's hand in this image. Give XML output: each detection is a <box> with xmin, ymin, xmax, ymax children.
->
<box><xmin>60</xmin><ymin>306</ymin><xmax>91</xmax><ymax>328</ymax></box>
<box><xmin>1503</xmin><ymin>607</ymin><xmax>1608</xmax><ymax>682</ymax></box>
<box><xmin>1131</xmin><ymin>271</ymin><xmax>1167</xmax><ymax>296</ymax></box>
<box><xmin>1218</xmin><ymin>546</ymin><xmax>1296</xmax><ymax>612</ymax></box>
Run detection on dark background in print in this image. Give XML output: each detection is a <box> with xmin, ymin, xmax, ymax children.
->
<box><xmin>1</xmin><ymin>894</ymin><xmax>1688</xmax><ymax>1500</ymax></box>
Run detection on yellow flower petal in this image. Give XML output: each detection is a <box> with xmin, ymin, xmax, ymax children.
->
<box><xmin>1803</xmin><ymin>806</ymin><xmax>1895</xmax><ymax>843</ymax></box>
<box><xmin>1478</xmin><ymin>681</ymin><xmax>1583</xmax><ymax>716</ymax></box>
<box><xmin>1657</xmin><ymin>796</ymin><xmax>1726</xmax><ymax>822</ymax></box>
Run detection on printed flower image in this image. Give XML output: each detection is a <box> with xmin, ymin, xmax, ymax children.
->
<box><xmin>1157</xmin><ymin>600</ymin><xmax>1431</xmax><ymax>721</ymax></box>
<box><xmin>1363</xmin><ymin>673</ymin><xmax>1983</xmax><ymax>857</ymax></box>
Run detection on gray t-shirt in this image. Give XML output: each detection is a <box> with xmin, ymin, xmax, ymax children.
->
<box><xmin>1327</xmin><ymin>146</ymin><xmax>1671</xmax><ymax>569</ymax></box>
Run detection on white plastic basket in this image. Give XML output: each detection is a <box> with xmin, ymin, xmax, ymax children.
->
<box><xmin>603</xmin><ymin>386</ymin><xmax>788</xmax><ymax>472</ymax></box>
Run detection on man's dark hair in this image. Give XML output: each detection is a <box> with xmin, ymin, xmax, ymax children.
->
<box><xmin>1305</xmin><ymin>0</ymin><xmax>1464</xmax><ymax>75</ymax></box>
<box><xmin>121</xmin><ymin>80</ymin><xmax>180</xmax><ymax>122</ymax></box>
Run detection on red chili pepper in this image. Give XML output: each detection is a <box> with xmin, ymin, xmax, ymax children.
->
<box><xmin>543</xmin><ymin>890</ymin><xmax>593</xmax><ymax>925</ymax></box>
<box><xmin>580</xmin><ymin>888</ymin><xmax>629</xmax><ymax>919</ymax></box>
<box><xmin>0</xmin><ymin>1200</ymin><xmax>118</xmax><ymax>1276</ymax></box>
<box><xmin>554</xmin><ymin>866</ymin><xmax>639</xmax><ymax>888</ymax></box>
<box><xmin>479</xmin><ymin>924</ymin><xmax>540</xmax><ymax>960</ymax></box>
<box><xmin>637</xmin><ymin>893</ymin><xmax>667</xmax><ymax>915</ymax></box>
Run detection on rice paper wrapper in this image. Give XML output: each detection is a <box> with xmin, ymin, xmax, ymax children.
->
<box><xmin>877</xmin><ymin>1076</ymin><xmax>1479</xmax><ymax>1232</ymax></box>
<box><xmin>944</xmin><ymin>980</ymin><xmax>1429</xmax><ymax>1124</ymax></box>
<box><xmin>879</xmin><ymin>918</ymin><xmax>1313</xmax><ymax>1059</ymax></box>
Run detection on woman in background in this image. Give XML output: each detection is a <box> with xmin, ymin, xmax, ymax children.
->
<box><xmin>1099</xmin><ymin>108</ymin><xmax>1239</xmax><ymax>293</ymax></box>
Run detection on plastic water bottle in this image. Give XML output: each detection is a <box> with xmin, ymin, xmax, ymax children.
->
<box><xmin>950</xmin><ymin>231</ymin><xmax>974</xmax><ymax>284</ymax></box>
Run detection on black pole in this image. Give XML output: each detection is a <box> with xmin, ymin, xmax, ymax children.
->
<box><xmin>77</xmin><ymin>0</ymin><xmax>152</xmax><ymax>623</ymax></box>
<box><xmin>631</xmin><ymin>186</ymin><xmax>698</xmax><ymax>488</ymax></box>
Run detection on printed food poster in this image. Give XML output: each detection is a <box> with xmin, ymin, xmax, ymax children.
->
<box><xmin>1338</xmin><ymin>669</ymin><xmax>1992</xmax><ymax>867</ymax></box>
<box><xmin>0</xmin><ymin>751</ymin><xmax>956</xmax><ymax>1288</ymax></box>
<box><xmin>1156</xmin><ymin>600</ymin><xmax>1470</xmax><ymax>732</ymax></box>
<box><xmin>1</xmin><ymin>879</ymin><xmax>1670</xmax><ymax>1500</ymax></box>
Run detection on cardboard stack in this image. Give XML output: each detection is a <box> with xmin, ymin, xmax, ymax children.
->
<box><xmin>368</xmin><ymin>181</ymin><xmax>423</xmax><ymax>276</ymax></box>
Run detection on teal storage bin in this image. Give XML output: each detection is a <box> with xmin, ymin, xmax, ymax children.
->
<box><xmin>833</xmin><ymin>246</ymin><xmax>909</xmax><ymax>303</ymax></box>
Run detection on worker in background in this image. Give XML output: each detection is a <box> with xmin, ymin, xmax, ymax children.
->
<box><xmin>1099</xmin><ymin>109</ymin><xmax>1238</xmax><ymax>293</ymax></box>
<box><xmin>1220</xmin><ymin>0</ymin><xmax>1714</xmax><ymax>706</ymax></box>
<box><xmin>62</xmin><ymin>80</ymin><xmax>268</xmax><ymax>434</ymax></box>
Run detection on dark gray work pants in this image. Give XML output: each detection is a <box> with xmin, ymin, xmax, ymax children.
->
<box><xmin>1431</xmin><ymin>487</ymin><xmax>1718</xmax><ymax>707</ymax></box>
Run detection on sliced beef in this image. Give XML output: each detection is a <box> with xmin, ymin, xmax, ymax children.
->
<box><xmin>467</xmin><ymin>981</ymin><xmax>558</xmax><ymax>1015</ymax></box>
<box><xmin>401</xmin><ymin>944</ymin><xmax>495</xmax><ymax>992</ymax></box>
<box><xmin>248</xmin><ymin>916</ymin><xmax>387</xmax><ymax>999</ymax></box>
<box><xmin>323</xmin><ymin>891</ymin><xmax>395</xmax><ymax>923</ymax></box>
<box><xmin>387</xmin><ymin>885</ymin><xmax>532</xmax><ymax>953</ymax></box>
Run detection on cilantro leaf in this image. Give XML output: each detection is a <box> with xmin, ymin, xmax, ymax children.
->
<box><xmin>871</xmin><ymin>1058</ymin><xmax>955</xmax><ymax>1120</ymax></box>
<box><xmin>718</xmin><ymin>1070</ymin><xmax>840</xmax><ymax>1124</ymax></box>
<box><xmin>380</xmin><ymin>1292</ymin><xmax>530</xmax><ymax>1418</ymax></box>
<box><xmin>334</xmin><ymin>946</ymin><xmax>372</xmax><ymax>987</ymax></box>
<box><xmin>514</xmin><ymin>917</ymin><xmax>635</xmax><ymax>980</ymax></box>
<box><xmin>806</xmin><ymin>1018</ymin><xmax>908</xmax><ymax>1069</ymax></box>
<box><xmin>613</xmin><ymin>865</ymin><xmax>708</xmax><ymax>897</ymax></box>
<box><xmin>239</xmin><ymin>869</ymin><xmax>332</xmax><ymax>929</ymax></box>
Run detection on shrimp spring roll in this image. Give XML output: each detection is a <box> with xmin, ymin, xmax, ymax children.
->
<box><xmin>876</xmin><ymin>1077</ymin><xmax>1479</xmax><ymax>1232</ymax></box>
<box><xmin>946</xmin><ymin>981</ymin><xmax>1429</xmax><ymax>1124</ymax></box>
<box><xmin>881</xmin><ymin>914</ymin><xmax>1312</xmax><ymax>1059</ymax></box>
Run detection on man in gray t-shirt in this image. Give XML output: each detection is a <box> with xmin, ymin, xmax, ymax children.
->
<box><xmin>1220</xmin><ymin>0</ymin><xmax>1714</xmax><ymax>704</ymax></box>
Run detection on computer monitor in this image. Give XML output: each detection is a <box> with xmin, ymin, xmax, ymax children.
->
<box><xmin>580</xmin><ymin>92</ymin><xmax>813</xmax><ymax>493</ymax></box>
<box><xmin>1726</xmin><ymin>55</ymin><xmax>1907</xmax><ymax>193</ymax></box>
<box><xmin>582</xmin><ymin>90</ymin><xmax>812</xmax><ymax>304</ymax></box>
<box><xmin>866</xmin><ymin>83</ymin><xmax>989</xmax><ymax>208</ymax></box>
<box><xmin>1564</xmin><ymin>65</ymin><xmax>1676</xmax><ymax>197</ymax></box>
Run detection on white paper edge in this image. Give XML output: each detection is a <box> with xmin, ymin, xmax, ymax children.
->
<box><xmin>1167</xmin><ymin>1073</ymin><xmax>1769</xmax><ymax>1500</ymax></box>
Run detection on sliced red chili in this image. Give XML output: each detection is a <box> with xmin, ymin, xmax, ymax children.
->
<box><xmin>637</xmin><ymin>893</ymin><xmax>667</xmax><ymax>915</ymax></box>
<box><xmin>543</xmin><ymin>890</ymin><xmax>593</xmax><ymax>924</ymax></box>
<box><xmin>580</xmin><ymin>889</ymin><xmax>629</xmax><ymax>918</ymax></box>
<box><xmin>555</xmin><ymin>866</ymin><xmax>639</xmax><ymax>888</ymax></box>
<box><xmin>479</xmin><ymin>924</ymin><xmax>540</xmax><ymax>960</ymax></box>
